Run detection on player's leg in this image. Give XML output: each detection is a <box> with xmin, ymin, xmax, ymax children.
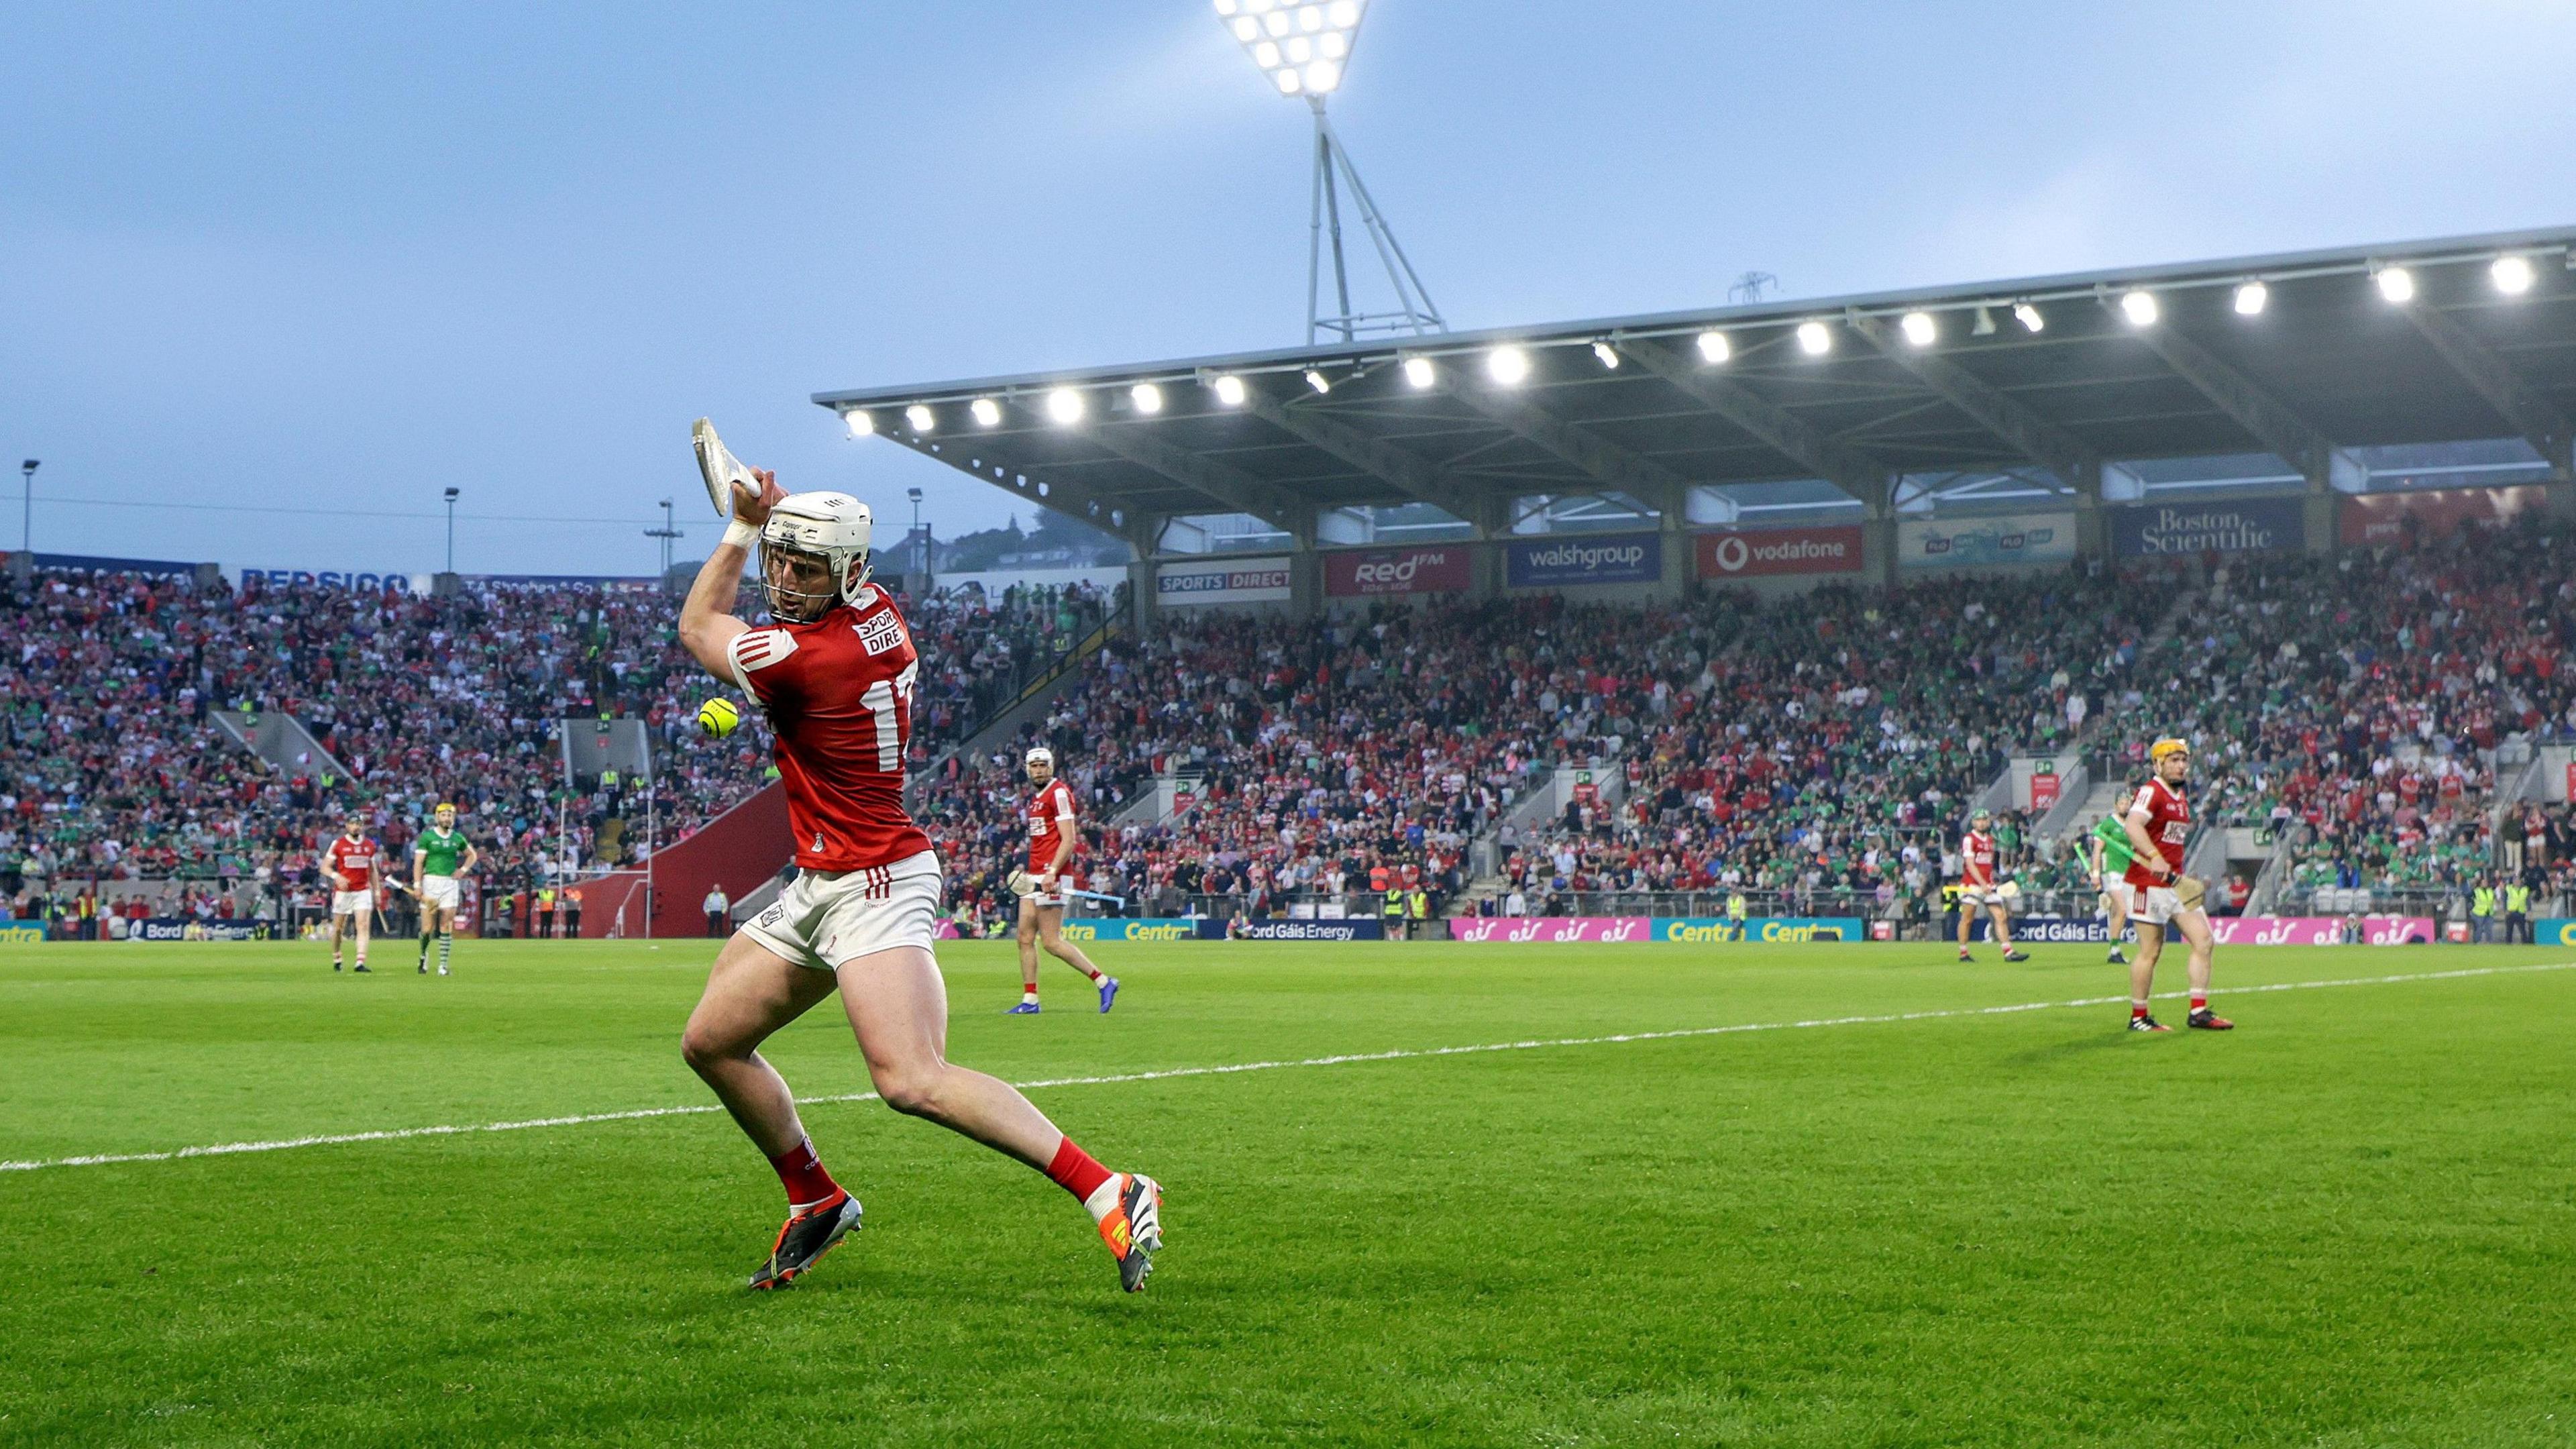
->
<box><xmin>1988</xmin><ymin>903</ymin><xmax>2028</xmax><ymax>961</ymax></box>
<box><xmin>417</xmin><ymin>892</ymin><xmax>436</xmax><ymax>971</ymax></box>
<box><xmin>2127</xmin><ymin>908</ymin><xmax>2167</xmax><ymax>1030</ymax></box>
<box><xmin>2105</xmin><ymin>884</ymin><xmax>2130</xmax><ymax>964</ymax></box>
<box><xmin>2171</xmin><ymin>907</ymin><xmax>2231</xmax><ymax>1029</ymax></box>
<box><xmin>329</xmin><ymin>904</ymin><xmax>347</xmax><ymax>970</ymax></box>
<box><xmin>1010</xmin><ymin>894</ymin><xmax>1044</xmax><ymax>1012</ymax></box>
<box><xmin>1955</xmin><ymin>892</ymin><xmax>1976</xmax><ymax>959</ymax></box>
<box><xmin>836</xmin><ymin>943</ymin><xmax>1161</xmax><ymax>1290</ymax></box>
<box><xmin>435</xmin><ymin>900</ymin><xmax>455</xmax><ymax>975</ymax></box>
<box><xmin>351</xmin><ymin>897</ymin><xmax>372</xmax><ymax>971</ymax></box>
<box><xmin>1036</xmin><ymin>903</ymin><xmax>1116</xmax><ymax>1012</ymax></box>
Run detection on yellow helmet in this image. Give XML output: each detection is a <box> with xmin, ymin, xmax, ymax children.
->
<box><xmin>2149</xmin><ymin>737</ymin><xmax>2190</xmax><ymax>763</ymax></box>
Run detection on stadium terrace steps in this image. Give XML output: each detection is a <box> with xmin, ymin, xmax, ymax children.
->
<box><xmin>209</xmin><ymin>709</ymin><xmax>350</xmax><ymax>783</ymax></box>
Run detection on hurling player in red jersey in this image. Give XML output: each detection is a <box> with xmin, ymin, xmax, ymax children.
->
<box><xmin>674</xmin><ymin>466</ymin><xmax>1162</xmax><ymax>1293</ymax></box>
<box><xmin>1008</xmin><ymin>745</ymin><xmax>1119</xmax><ymax>1015</ymax></box>
<box><xmin>323</xmin><ymin>812</ymin><xmax>379</xmax><ymax>973</ymax></box>
<box><xmin>1953</xmin><ymin>807</ymin><xmax>2029</xmax><ymax>963</ymax></box>
<box><xmin>2121</xmin><ymin>738</ymin><xmax>2234</xmax><ymax>1033</ymax></box>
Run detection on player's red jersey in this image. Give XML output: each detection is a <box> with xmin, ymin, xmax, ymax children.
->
<box><xmin>1960</xmin><ymin>830</ymin><xmax>1996</xmax><ymax>887</ymax></box>
<box><xmin>2123</xmin><ymin>776</ymin><xmax>2191</xmax><ymax>890</ymax></box>
<box><xmin>1026</xmin><ymin>777</ymin><xmax>1078</xmax><ymax>873</ymax></box>
<box><xmin>727</xmin><ymin>584</ymin><xmax>935</xmax><ymax>872</ymax></box>
<box><xmin>325</xmin><ymin>835</ymin><xmax>378</xmax><ymax>890</ymax></box>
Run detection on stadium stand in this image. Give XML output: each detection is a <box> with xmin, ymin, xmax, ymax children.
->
<box><xmin>0</xmin><ymin>562</ymin><xmax>1110</xmax><ymax>938</ymax></box>
<box><xmin>8</xmin><ymin>518</ymin><xmax>2574</xmax><ymax>941</ymax></box>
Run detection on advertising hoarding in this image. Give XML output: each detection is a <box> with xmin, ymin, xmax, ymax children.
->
<box><xmin>1323</xmin><ymin>546</ymin><xmax>1471</xmax><ymax>598</ymax></box>
<box><xmin>1693</xmin><ymin>526</ymin><xmax>1864</xmax><ymax>580</ymax></box>
<box><xmin>2109</xmin><ymin>498</ymin><xmax>2306</xmax><ymax>557</ymax></box>
<box><xmin>1155</xmin><ymin>556</ymin><xmax>1293</xmax><ymax>605</ymax></box>
<box><xmin>1504</xmin><ymin>533</ymin><xmax>1661</xmax><ymax>588</ymax></box>
<box><xmin>1898</xmin><ymin>513</ymin><xmax>2075</xmax><ymax>569</ymax></box>
<box><xmin>2339</xmin><ymin>484</ymin><xmax>2546</xmax><ymax>548</ymax></box>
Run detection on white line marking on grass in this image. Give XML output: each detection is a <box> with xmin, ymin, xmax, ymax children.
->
<box><xmin>5</xmin><ymin>960</ymin><xmax>2569</xmax><ymax>1175</ymax></box>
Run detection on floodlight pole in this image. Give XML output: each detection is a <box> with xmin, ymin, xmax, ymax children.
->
<box><xmin>19</xmin><ymin>460</ymin><xmax>38</xmax><ymax>555</ymax></box>
<box><xmin>645</xmin><ymin>497</ymin><xmax>684</xmax><ymax>578</ymax></box>
<box><xmin>1303</xmin><ymin>98</ymin><xmax>1444</xmax><ymax>345</ymax></box>
<box><xmin>442</xmin><ymin>486</ymin><xmax>460</xmax><ymax>573</ymax></box>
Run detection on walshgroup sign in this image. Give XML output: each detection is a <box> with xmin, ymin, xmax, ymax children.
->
<box><xmin>1694</xmin><ymin>525</ymin><xmax>1864</xmax><ymax>580</ymax></box>
<box><xmin>1898</xmin><ymin>513</ymin><xmax>2075</xmax><ymax>569</ymax></box>
<box><xmin>1505</xmin><ymin>533</ymin><xmax>1662</xmax><ymax>588</ymax></box>
<box><xmin>1323</xmin><ymin>546</ymin><xmax>1470</xmax><ymax>598</ymax></box>
<box><xmin>1156</xmin><ymin>556</ymin><xmax>1292</xmax><ymax>605</ymax></box>
<box><xmin>2110</xmin><ymin>498</ymin><xmax>2306</xmax><ymax>557</ymax></box>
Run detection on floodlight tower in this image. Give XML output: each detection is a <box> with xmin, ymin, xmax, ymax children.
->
<box><xmin>1214</xmin><ymin>0</ymin><xmax>1445</xmax><ymax>345</ymax></box>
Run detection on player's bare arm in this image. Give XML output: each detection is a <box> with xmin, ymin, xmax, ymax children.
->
<box><xmin>2122</xmin><ymin>802</ymin><xmax>2169</xmax><ymax>878</ymax></box>
<box><xmin>679</xmin><ymin>470</ymin><xmax>788</xmax><ymax>680</ymax></box>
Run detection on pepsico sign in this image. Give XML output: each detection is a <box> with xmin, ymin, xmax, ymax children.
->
<box><xmin>1695</xmin><ymin>525</ymin><xmax>1864</xmax><ymax>579</ymax></box>
<box><xmin>1324</xmin><ymin>546</ymin><xmax>1470</xmax><ymax>598</ymax></box>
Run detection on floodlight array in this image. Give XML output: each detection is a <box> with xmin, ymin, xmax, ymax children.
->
<box><xmin>1214</xmin><ymin>0</ymin><xmax>1365</xmax><ymax>97</ymax></box>
<box><xmin>840</xmin><ymin>246</ymin><xmax>2568</xmax><ymax>469</ymax></box>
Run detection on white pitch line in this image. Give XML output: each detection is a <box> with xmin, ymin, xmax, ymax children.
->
<box><xmin>4</xmin><ymin>960</ymin><xmax>2569</xmax><ymax>1176</ymax></box>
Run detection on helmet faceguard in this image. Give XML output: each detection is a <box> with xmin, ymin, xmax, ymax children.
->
<box><xmin>757</xmin><ymin>491</ymin><xmax>873</xmax><ymax>623</ymax></box>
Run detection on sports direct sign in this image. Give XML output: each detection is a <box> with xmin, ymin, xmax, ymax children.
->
<box><xmin>1694</xmin><ymin>526</ymin><xmax>1864</xmax><ymax>580</ymax></box>
<box><xmin>1156</xmin><ymin>556</ymin><xmax>1291</xmax><ymax>605</ymax></box>
<box><xmin>1323</xmin><ymin>546</ymin><xmax>1470</xmax><ymax>598</ymax></box>
<box><xmin>2110</xmin><ymin>498</ymin><xmax>2306</xmax><ymax>557</ymax></box>
<box><xmin>1505</xmin><ymin>533</ymin><xmax>1662</xmax><ymax>589</ymax></box>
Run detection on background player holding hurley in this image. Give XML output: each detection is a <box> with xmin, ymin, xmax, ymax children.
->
<box><xmin>1006</xmin><ymin>745</ymin><xmax>1120</xmax><ymax>1015</ymax></box>
<box><xmin>1955</xmin><ymin>808</ymin><xmax>2029</xmax><ymax>963</ymax></box>
<box><xmin>2088</xmin><ymin>777</ymin><xmax>2143</xmax><ymax>966</ymax></box>
<box><xmin>674</xmin><ymin>421</ymin><xmax>1163</xmax><ymax>1293</ymax></box>
<box><xmin>323</xmin><ymin>812</ymin><xmax>380</xmax><ymax>973</ymax></box>
<box><xmin>410</xmin><ymin>802</ymin><xmax>478</xmax><ymax>975</ymax></box>
<box><xmin>2121</xmin><ymin>738</ymin><xmax>2235</xmax><ymax>1034</ymax></box>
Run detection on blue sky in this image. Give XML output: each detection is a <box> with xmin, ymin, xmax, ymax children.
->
<box><xmin>5</xmin><ymin>1</ymin><xmax>2572</xmax><ymax>576</ymax></box>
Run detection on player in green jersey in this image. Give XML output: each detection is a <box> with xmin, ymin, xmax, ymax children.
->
<box><xmin>411</xmin><ymin>802</ymin><xmax>479</xmax><ymax>975</ymax></box>
<box><xmin>2086</xmin><ymin>779</ymin><xmax>2141</xmax><ymax>965</ymax></box>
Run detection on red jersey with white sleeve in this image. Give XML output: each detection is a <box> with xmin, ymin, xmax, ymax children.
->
<box><xmin>1026</xmin><ymin>777</ymin><xmax>1079</xmax><ymax>873</ymax></box>
<box><xmin>2123</xmin><ymin>777</ymin><xmax>2191</xmax><ymax>891</ymax></box>
<box><xmin>725</xmin><ymin>584</ymin><xmax>935</xmax><ymax>872</ymax></box>
<box><xmin>1960</xmin><ymin>830</ymin><xmax>1997</xmax><ymax>888</ymax></box>
<box><xmin>326</xmin><ymin>835</ymin><xmax>378</xmax><ymax>890</ymax></box>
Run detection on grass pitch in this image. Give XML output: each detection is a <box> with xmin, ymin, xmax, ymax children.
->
<box><xmin>3</xmin><ymin>938</ymin><xmax>2573</xmax><ymax>1448</ymax></box>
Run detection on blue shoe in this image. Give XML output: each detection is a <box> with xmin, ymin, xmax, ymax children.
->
<box><xmin>1098</xmin><ymin>976</ymin><xmax>1120</xmax><ymax>1014</ymax></box>
<box><xmin>1006</xmin><ymin>1001</ymin><xmax>1041</xmax><ymax>1015</ymax></box>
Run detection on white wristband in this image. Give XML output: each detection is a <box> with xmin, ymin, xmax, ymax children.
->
<box><xmin>723</xmin><ymin>519</ymin><xmax>760</xmax><ymax>549</ymax></box>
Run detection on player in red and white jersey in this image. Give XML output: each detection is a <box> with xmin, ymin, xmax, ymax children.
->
<box><xmin>1008</xmin><ymin>746</ymin><xmax>1119</xmax><ymax>1015</ymax></box>
<box><xmin>1953</xmin><ymin>808</ymin><xmax>2029</xmax><ymax>963</ymax></box>
<box><xmin>675</xmin><ymin>463</ymin><xmax>1161</xmax><ymax>1293</ymax></box>
<box><xmin>322</xmin><ymin>812</ymin><xmax>379</xmax><ymax>973</ymax></box>
<box><xmin>2121</xmin><ymin>738</ymin><xmax>2234</xmax><ymax>1033</ymax></box>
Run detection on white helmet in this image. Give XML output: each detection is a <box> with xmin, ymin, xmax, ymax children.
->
<box><xmin>759</xmin><ymin>491</ymin><xmax>873</xmax><ymax>622</ymax></box>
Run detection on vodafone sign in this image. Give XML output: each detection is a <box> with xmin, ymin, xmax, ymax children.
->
<box><xmin>1324</xmin><ymin>546</ymin><xmax>1470</xmax><ymax>598</ymax></box>
<box><xmin>1695</xmin><ymin>525</ymin><xmax>1864</xmax><ymax>579</ymax></box>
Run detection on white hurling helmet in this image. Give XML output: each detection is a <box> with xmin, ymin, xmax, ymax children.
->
<box><xmin>759</xmin><ymin>491</ymin><xmax>873</xmax><ymax>622</ymax></box>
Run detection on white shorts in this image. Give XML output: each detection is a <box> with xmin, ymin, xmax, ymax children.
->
<box><xmin>743</xmin><ymin>851</ymin><xmax>943</xmax><ymax>972</ymax></box>
<box><xmin>1960</xmin><ymin>884</ymin><xmax>2002</xmax><ymax>909</ymax></box>
<box><xmin>2131</xmin><ymin>885</ymin><xmax>2184</xmax><ymax>927</ymax></box>
<box><xmin>419</xmin><ymin>875</ymin><xmax>460</xmax><ymax>910</ymax></box>
<box><xmin>2101</xmin><ymin>879</ymin><xmax>2135</xmax><ymax>915</ymax></box>
<box><xmin>331</xmin><ymin>890</ymin><xmax>372</xmax><ymax>918</ymax></box>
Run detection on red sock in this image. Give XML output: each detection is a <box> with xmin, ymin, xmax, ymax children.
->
<box><xmin>2133</xmin><ymin>1004</ymin><xmax>2151</xmax><ymax>1019</ymax></box>
<box><xmin>768</xmin><ymin>1137</ymin><xmax>839</xmax><ymax>1208</ymax></box>
<box><xmin>2190</xmin><ymin>991</ymin><xmax>2208</xmax><ymax>1012</ymax></box>
<box><xmin>1044</xmin><ymin>1135</ymin><xmax>1113</xmax><ymax>1203</ymax></box>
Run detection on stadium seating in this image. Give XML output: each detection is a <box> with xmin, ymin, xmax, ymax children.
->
<box><xmin>11</xmin><ymin>523</ymin><xmax>2572</xmax><ymax>938</ymax></box>
<box><xmin>0</xmin><ymin>565</ymin><xmax>1108</xmax><ymax>930</ymax></box>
